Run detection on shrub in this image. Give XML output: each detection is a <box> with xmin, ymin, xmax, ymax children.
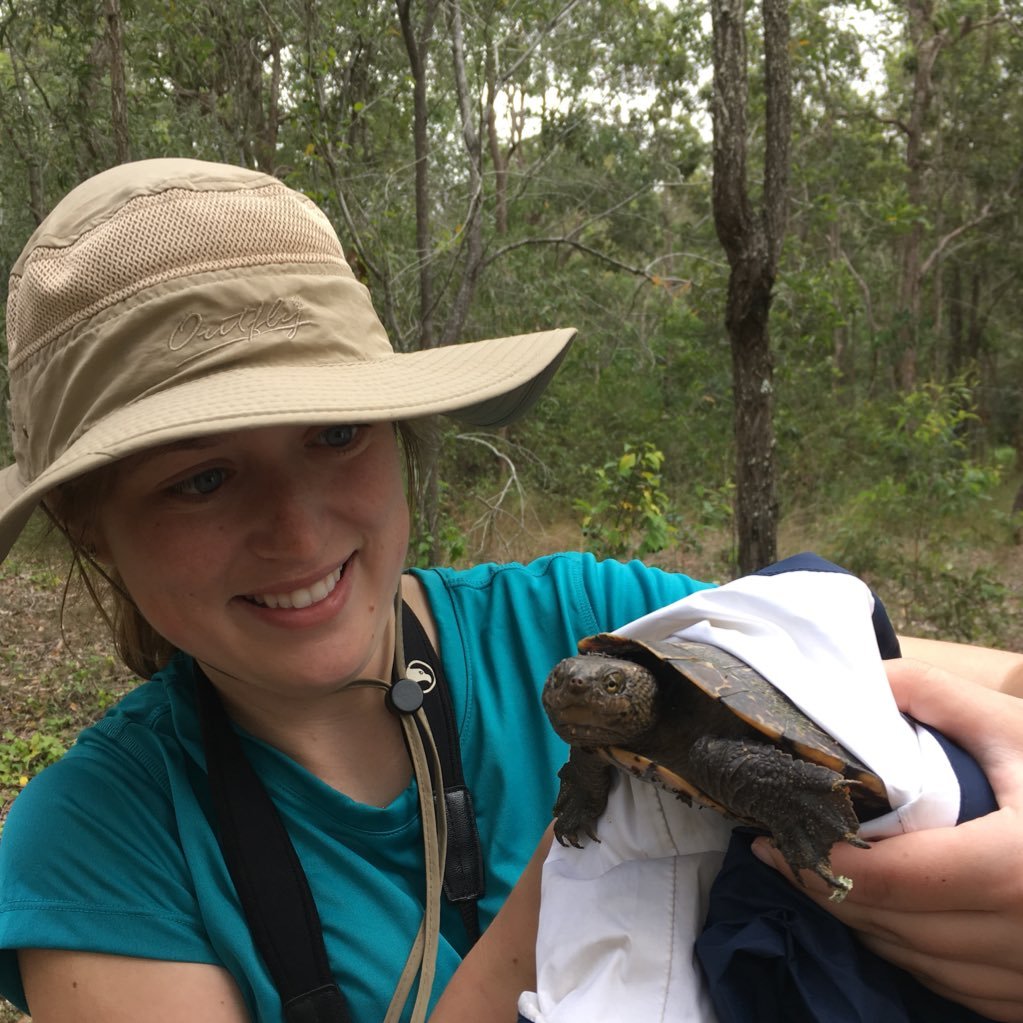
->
<box><xmin>825</xmin><ymin>381</ymin><xmax>1009</xmax><ymax>642</ymax></box>
<box><xmin>575</xmin><ymin>442</ymin><xmax>679</xmax><ymax>561</ymax></box>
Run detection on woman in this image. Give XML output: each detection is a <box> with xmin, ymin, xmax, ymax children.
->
<box><xmin>0</xmin><ymin>157</ymin><xmax>711</xmax><ymax>1023</ymax></box>
<box><xmin>0</xmin><ymin>158</ymin><xmax>1020</xmax><ymax>1023</ymax></box>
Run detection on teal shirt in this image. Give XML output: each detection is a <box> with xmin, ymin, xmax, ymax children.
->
<box><xmin>0</xmin><ymin>553</ymin><xmax>711</xmax><ymax>1021</ymax></box>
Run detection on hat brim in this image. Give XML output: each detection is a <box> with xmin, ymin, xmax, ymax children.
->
<box><xmin>0</xmin><ymin>326</ymin><xmax>575</xmax><ymax>562</ymax></box>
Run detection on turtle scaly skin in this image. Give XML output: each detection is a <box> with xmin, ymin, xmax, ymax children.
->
<box><xmin>542</xmin><ymin>635</ymin><xmax>890</xmax><ymax>899</ymax></box>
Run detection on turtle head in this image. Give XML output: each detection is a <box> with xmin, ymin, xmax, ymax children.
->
<box><xmin>542</xmin><ymin>654</ymin><xmax>658</xmax><ymax>747</ymax></box>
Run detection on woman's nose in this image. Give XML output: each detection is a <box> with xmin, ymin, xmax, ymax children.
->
<box><xmin>246</xmin><ymin>471</ymin><xmax>327</xmax><ymax>560</ymax></box>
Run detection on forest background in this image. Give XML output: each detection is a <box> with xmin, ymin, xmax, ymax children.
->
<box><xmin>0</xmin><ymin>6</ymin><xmax>1021</xmax><ymax>1000</ymax></box>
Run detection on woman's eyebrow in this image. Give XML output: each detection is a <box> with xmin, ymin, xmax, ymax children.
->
<box><xmin>125</xmin><ymin>435</ymin><xmax>226</xmax><ymax>467</ymax></box>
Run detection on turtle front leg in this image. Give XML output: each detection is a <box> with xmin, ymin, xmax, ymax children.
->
<box><xmin>553</xmin><ymin>747</ymin><xmax>616</xmax><ymax>847</ymax></box>
<box><xmin>685</xmin><ymin>735</ymin><xmax>865</xmax><ymax>899</ymax></box>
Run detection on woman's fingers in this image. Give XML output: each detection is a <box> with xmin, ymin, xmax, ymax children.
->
<box><xmin>752</xmin><ymin>657</ymin><xmax>1023</xmax><ymax>1022</ymax></box>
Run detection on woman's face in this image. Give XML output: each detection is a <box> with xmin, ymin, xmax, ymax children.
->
<box><xmin>92</xmin><ymin>422</ymin><xmax>410</xmax><ymax>703</ymax></box>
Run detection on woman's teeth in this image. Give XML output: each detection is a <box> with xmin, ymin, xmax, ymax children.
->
<box><xmin>249</xmin><ymin>565</ymin><xmax>343</xmax><ymax>609</ymax></box>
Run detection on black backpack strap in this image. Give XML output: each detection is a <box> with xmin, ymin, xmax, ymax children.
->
<box><xmin>401</xmin><ymin>601</ymin><xmax>486</xmax><ymax>946</ymax></box>
<box><xmin>192</xmin><ymin>600</ymin><xmax>485</xmax><ymax>1019</ymax></box>
<box><xmin>194</xmin><ymin>671</ymin><xmax>351</xmax><ymax>1023</ymax></box>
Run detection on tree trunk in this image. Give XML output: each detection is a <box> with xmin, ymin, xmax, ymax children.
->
<box><xmin>892</xmin><ymin>0</ymin><xmax>989</xmax><ymax>389</ymax></box>
<box><xmin>728</xmin><ymin>257</ymin><xmax>779</xmax><ymax>572</ymax></box>
<box><xmin>485</xmin><ymin>41</ymin><xmax>509</xmax><ymax>236</ymax></box>
<box><xmin>893</xmin><ymin>0</ymin><xmax>942</xmax><ymax>390</ymax></box>
<box><xmin>397</xmin><ymin>0</ymin><xmax>440</xmax><ymax>349</ymax></box>
<box><xmin>104</xmin><ymin>0</ymin><xmax>130</xmax><ymax>164</ymax></box>
<box><xmin>441</xmin><ymin>0</ymin><xmax>485</xmax><ymax>345</ymax></box>
<box><xmin>396</xmin><ymin>0</ymin><xmax>442</xmax><ymax>553</ymax></box>
<box><xmin>710</xmin><ymin>0</ymin><xmax>790</xmax><ymax>574</ymax></box>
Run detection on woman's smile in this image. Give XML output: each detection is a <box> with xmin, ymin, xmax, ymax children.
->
<box><xmin>243</xmin><ymin>558</ymin><xmax>348</xmax><ymax>610</ymax></box>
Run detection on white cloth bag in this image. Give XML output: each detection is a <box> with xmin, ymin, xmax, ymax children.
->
<box><xmin>518</xmin><ymin>566</ymin><xmax>962</xmax><ymax>1023</ymax></box>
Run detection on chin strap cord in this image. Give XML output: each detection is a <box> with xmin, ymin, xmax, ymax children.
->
<box><xmin>391</xmin><ymin>721</ymin><xmax>446</xmax><ymax>1022</ymax></box>
<box><xmin>388</xmin><ymin>586</ymin><xmax>447</xmax><ymax>1023</ymax></box>
<box><xmin>346</xmin><ymin>590</ymin><xmax>448</xmax><ymax>1023</ymax></box>
<box><xmin>348</xmin><ymin>676</ymin><xmax>446</xmax><ymax>1023</ymax></box>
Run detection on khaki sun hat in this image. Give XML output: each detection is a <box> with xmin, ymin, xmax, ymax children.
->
<box><xmin>0</xmin><ymin>158</ymin><xmax>575</xmax><ymax>561</ymax></box>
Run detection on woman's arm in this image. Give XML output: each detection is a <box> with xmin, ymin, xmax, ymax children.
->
<box><xmin>21</xmin><ymin>826</ymin><xmax>553</xmax><ymax>1023</ymax></box>
<box><xmin>754</xmin><ymin>658</ymin><xmax>1023</xmax><ymax>1022</ymax></box>
<box><xmin>429</xmin><ymin>826</ymin><xmax>553</xmax><ymax>1022</ymax></box>
<box><xmin>898</xmin><ymin>635</ymin><xmax>1023</xmax><ymax>695</ymax></box>
<box><xmin>19</xmin><ymin>949</ymin><xmax>249</xmax><ymax>1023</ymax></box>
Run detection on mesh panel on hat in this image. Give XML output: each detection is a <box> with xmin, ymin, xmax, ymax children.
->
<box><xmin>8</xmin><ymin>183</ymin><xmax>348</xmax><ymax>372</ymax></box>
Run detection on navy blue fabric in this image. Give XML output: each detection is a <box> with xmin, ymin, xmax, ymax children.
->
<box><xmin>698</xmin><ymin>833</ymin><xmax>995</xmax><ymax>1023</ymax></box>
<box><xmin>697</xmin><ymin>553</ymin><xmax>998</xmax><ymax>1022</ymax></box>
<box><xmin>921</xmin><ymin>724</ymin><xmax>997</xmax><ymax>825</ymax></box>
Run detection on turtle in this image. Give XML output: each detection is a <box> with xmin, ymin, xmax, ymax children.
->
<box><xmin>542</xmin><ymin>632</ymin><xmax>890</xmax><ymax>900</ymax></box>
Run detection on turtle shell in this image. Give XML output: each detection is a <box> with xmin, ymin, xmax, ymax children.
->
<box><xmin>578</xmin><ymin>631</ymin><xmax>889</xmax><ymax>812</ymax></box>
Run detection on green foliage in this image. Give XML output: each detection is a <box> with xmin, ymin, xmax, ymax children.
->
<box><xmin>575</xmin><ymin>442</ymin><xmax>679</xmax><ymax>560</ymax></box>
<box><xmin>409</xmin><ymin>519</ymin><xmax>467</xmax><ymax>569</ymax></box>
<box><xmin>0</xmin><ymin>730</ymin><xmax>66</xmax><ymax>790</ymax></box>
<box><xmin>0</xmin><ymin>0</ymin><xmax>1021</xmax><ymax>641</ymax></box>
<box><xmin>687</xmin><ymin>480</ymin><xmax>735</xmax><ymax>535</ymax></box>
<box><xmin>824</xmin><ymin>382</ymin><xmax>1009</xmax><ymax>642</ymax></box>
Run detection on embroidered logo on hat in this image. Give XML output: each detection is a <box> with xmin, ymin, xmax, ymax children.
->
<box><xmin>169</xmin><ymin>298</ymin><xmax>314</xmax><ymax>357</ymax></box>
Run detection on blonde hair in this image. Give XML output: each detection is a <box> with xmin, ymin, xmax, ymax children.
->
<box><xmin>47</xmin><ymin>420</ymin><xmax>434</xmax><ymax>679</ymax></box>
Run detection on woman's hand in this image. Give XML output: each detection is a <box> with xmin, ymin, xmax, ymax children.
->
<box><xmin>753</xmin><ymin>657</ymin><xmax>1023</xmax><ymax>1022</ymax></box>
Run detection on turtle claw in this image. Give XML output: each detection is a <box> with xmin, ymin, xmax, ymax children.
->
<box><xmin>816</xmin><ymin>831</ymin><xmax>869</xmax><ymax>900</ymax></box>
<box><xmin>552</xmin><ymin>792</ymin><xmax>601</xmax><ymax>847</ymax></box>
<box><xmin>811</xmin><ymin>861</ymin><xmax>854</xmax><ymax>902</ymax></box>
<box><xmin>553</xmin><ymin>815</ymin><xmax>602</xmax><ymax>848</ymax></box>
<box><xmin>828</xmin><ymin>879</ymin><xmax>853</xmax><ymax>903</ymax></box>
<box><xmin>552</xmin><ymin>749</ymin><xmax>615</xmax><ymax>848</ymax></box>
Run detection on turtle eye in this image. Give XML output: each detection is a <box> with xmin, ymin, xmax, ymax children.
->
<box><xmin>604</xmin><ymin>670</ymin><xmax>624</xmax><ymax>694</ymax></box>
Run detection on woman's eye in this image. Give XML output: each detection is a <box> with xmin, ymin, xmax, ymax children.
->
<box><xmin>317</xmin><ymin>425</ymin><xmax>360</xmax><ymax>449</ymax></box>
<box><xmin>170</xmin><ymin>468</ymin><xmax>227</xmax><ymax>496</ymax></box>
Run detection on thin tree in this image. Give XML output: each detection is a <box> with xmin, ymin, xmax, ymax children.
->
<box><xmin>890</xmin><ymin>0</ymin><xmax>1011</xmax><ymax>390</ymax></box>
<box><xmin>710</xmin><ymin>0</ymin><xmax>790</xmax><ymax>574</ymax></box>
<box><xmin>104</xmin><ymin>0</ymin><xmax>130</xmax><ymax>164</ymax></box>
